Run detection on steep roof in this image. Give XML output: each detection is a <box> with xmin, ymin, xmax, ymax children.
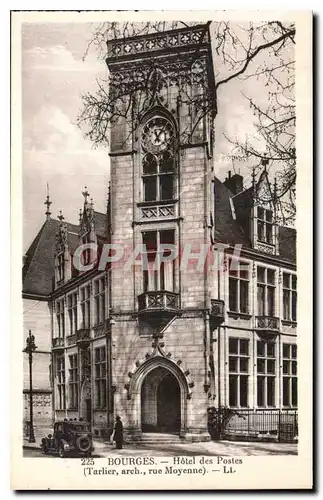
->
<box><xmin>279</xmin><ymin>226</ymin><xmax>297</xmax><ymax>263</ymax></box>
<box><xmin>213</xmin><ymin>177</ymin><xmax>250</xmax><ymax>247</ymax></box>
<box><xmin>23</xmin><ymin>212</ymin><xmax>108</xmax><ymax>297</ymax></box>
<box><xmin>23</xmin><ymin>218</ymin><xmax>60</xmax><ymax>296</ymax></box>
<box><xmin>214</xmin><ymin>177</ymin><xmax>296</xmax><ymax>264</ymax></box>
<box><xmin>93</xmin><ymin>211</ymin><xmax>107</xmax><ymax>238</ymax></box>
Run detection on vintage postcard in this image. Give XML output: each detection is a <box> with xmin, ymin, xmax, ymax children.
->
<box><xmin>11</xmin><ymin>10</ymin><xmax>313</xmax><ymax>490</ymax></box>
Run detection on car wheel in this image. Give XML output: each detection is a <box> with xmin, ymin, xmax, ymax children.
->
<box><xmin>76</xmin><ymin>435</ymin><xmax>92</xmax><ymax>454</ymax></box>
<box><xmin>58</xmin><ymin>446</ymin><xmax>65</xmax><ymax>458</ymax></box>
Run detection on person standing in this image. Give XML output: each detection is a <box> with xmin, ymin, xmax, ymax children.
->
<box><xmin>113</xmin><ymin>416</ymin><xmax>123</xmax><ymax>450</ymax></box>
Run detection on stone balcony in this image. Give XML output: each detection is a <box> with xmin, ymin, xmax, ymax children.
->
<box><xmin>255</xmin><ymin>316</ymin><xmax>280</xmax><ymax>333</ymax></box>
<box><xmin>138</xmin><ymin>291</ymin><xmax>180</xmax><ymax>315</ymax></box>
<box><xmin>210</xmin><ymin>299</ymin><xmax>225</xmax><ymax>321</ymax></box>
<box><xmin>93</xmin><ymin>320</ymin><xmax>111</xmax><ymax>339</ymax></box>
<box><xmin>52</xmin><ymin>337</ymin><xmax>64</xmax><ymax>351</ymax></box>
<box><xmin>76</xmin><ymin>328</ymin><xmax>91</xmax><ymax>347</ymax></box>
<box><xmin>209</xmin><ymin>299</ymin><xmax>225</xmax><ymax>330</ymax></box>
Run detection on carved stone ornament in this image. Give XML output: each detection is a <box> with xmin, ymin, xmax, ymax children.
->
<box><xmin>55</xmin><ymin>223</ymin><xmax>68</xmax><ymax>253</ymax></box>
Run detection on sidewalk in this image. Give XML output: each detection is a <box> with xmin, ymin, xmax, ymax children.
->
<box><xmin>23</xmin><ymin>429</ymin><xmax>297</xmax><ymax>456</ymax></box>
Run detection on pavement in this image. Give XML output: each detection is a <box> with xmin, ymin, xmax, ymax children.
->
<box><xmin>23</xmin><ymin>428</ymin><xmax>297</xmax><ymax>457</ymax></box>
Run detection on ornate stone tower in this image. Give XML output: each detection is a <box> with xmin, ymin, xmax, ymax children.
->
<box><xmin>106</xmin><ymin>24</ymin><xmax>223</xmax><ymax>441</ymax></box>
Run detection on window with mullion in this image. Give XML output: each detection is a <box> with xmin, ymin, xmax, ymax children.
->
<box><xmin>57</xmin><ymin>356</ymin><xmax>66</xmax><ymax>410</ymax></box>
<box><xmin>282</xmin><ymin>343</ymin><xmax>297</xmax><ymax>407</ymax></box>
<box><xmin>229</xmin><ymin>338</ymin><xmax>250</xmax><ymax>408</ymax></box>
<box><xmin>257</xmin><ymin>267</ymin><xmax>276</xmax><ymax>317</ymax></box>
<box><xmin>94</xmin><ymin>277</ymin><xmax>106</xmax><ymax>325</ymax></box>
<box><xmin>95</xmin><ymin>347</ymin><xmax>107</xmax><ymax>409</ymax></box>
<box><xmin>57</xmin><ymin>253</ymin><xmax>65</xmax><ymax>282</ymax></box>
<box><xmin>67</xmin><ymin>293</ymin><xmax>78</xmax><ymax>335</ymax></box>
<box><xmin>68</xmin><ymin>354</ymin><xmax>78</xmax><ymax>409</ymax></box>
<box><xmin>283</xmin><ymin>273</ymin><xmax>297</xmax><ymax>321</ymax></box>
<box><xmin>80</xmin><ymin>285</ymin><xmax>91</xmax><ymax>329</ymax></box>
<box><xmin>257</xmin><ymin>207</ymin><xmax>273</xmax><ymax>244</ymax></box>
<box><xmin>142</xmin><ymin>152</ymin><xmax>175</xmax><ymax>202</ymax></box>
<box><xmin>82</xmin><ymin>234</ymin><xmax>92</xmax><ymax>266</ymax></box>
<box><xmin>228</xmin><ymin>259</ymin><xmax>249</xmax><ymax>313</ymax></box>
<box><xmin>257</xmin><ymin>340</ymin><xmax>276</xmax><ymax>407</ymax></box>
<box><xmin>56</xmin><ymin>299</ymin><xmax>65</xmax><ymax>338</ymax></box>
<box><xmin>142</xmin><ymin>230</ymin><xmax>175</xmax><ymax>292</ymax></box>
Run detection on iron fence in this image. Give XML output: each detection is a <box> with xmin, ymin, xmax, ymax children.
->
<box><xmin>222</xmin><ymin>408</ymin><xmax>298</xmax><ymax>442</ymax></box>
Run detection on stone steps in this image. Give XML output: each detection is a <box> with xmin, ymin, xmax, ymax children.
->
<box><xmin>134</xmin><ymin>433</ymin><xmax>182</xmax><ymax>444</ymax></box>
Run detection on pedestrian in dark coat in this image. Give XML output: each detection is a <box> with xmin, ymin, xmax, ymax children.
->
<box><xmin>114</xmin><ymin>416</ymin><xmax>123</xmax><ymax>449</ymax></box>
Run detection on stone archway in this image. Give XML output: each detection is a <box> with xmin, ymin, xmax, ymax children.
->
<box><xmin>130</xmin><ymin>356</ymin><xmax>188</xmax><ymax>435</ymax></box>
<box><xmin>141</xmin><ymin>367</ymin><xmax>181</xmax><ymax>433</ymax></box>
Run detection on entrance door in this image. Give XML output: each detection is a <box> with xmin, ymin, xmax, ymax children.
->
<box><xmin>141</xmin><ymin>367</ymin><xmax>181</xmax><ymax>433</ymax></box>
<box><xmin>157</xmin><ymin>373</ymin><xmax>180</xmax><ymax>433</ymax></box>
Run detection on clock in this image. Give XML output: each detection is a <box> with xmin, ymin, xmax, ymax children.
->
<box><xmin>141</xmin><ymin>117</ymin><xmax>174</xmax><ymax>152</ymax></box>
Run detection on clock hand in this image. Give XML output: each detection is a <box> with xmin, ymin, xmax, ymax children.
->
<box><xmin>154</xmin><ymin>129</ymin><xmax>163</xmax><ymax>141</ymax></box>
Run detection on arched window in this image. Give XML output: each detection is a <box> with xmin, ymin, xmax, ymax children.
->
<box><xmin>141</xmin><ymin>117</ymin><xmax>176</xmax><ymax>203</ymax></box>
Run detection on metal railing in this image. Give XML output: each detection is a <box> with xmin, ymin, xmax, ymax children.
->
<box><xmin>223</xmin><ymin>408</ymin><xmax>298</xmax><ymax>442</ymax></box>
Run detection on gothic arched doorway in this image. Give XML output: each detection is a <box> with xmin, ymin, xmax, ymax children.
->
<box><xmin>141</xmin><ymin>366</ymin><xmax>181</xmax><ymax>433</ymax></box>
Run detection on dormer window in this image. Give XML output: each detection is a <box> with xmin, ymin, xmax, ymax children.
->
<box><xmin>82</xmin><ymin>233</ymin><xmax>91</xmax><ymax>266</ymax></box>
<box><xmin>57</xmin><ymin>253</ymin><xmax>65</xmax><ymax>283</ymax></box>
<box><xmin>257</xmin><ymin>207</ymin><xmax>273</xmax><ymax>245</ymax></box>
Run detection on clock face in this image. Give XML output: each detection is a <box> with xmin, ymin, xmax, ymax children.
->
<box><xmin>142</xmin><ymin>117</ymin><xmax>174</xmax><ymax>152</ymax></box>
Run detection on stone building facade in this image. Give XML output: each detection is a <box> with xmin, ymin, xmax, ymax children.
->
<box><xmin>23</xmin><ymin>24</ymin><xmax>297</xmax><ymax>442</ymax></box>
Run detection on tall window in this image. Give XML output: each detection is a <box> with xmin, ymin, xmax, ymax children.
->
<box><xmin>283</xmin><ymin>273</ymin><xmax>297</xmax><ymax>321</ymax></box>
<box><xmin>57</xmin><ymin>356</ymin><xmax>65</xmax><ymax>410</ymax></box>
<box><xmin>257</xmin><ymin>207</ymin><xmax>273</xmax><ymax>244</ymax></box>
<box><xmin>283</xmin><ymin>344</ymin><xmax>297</xmax><ymax>407</ymax></box>
<box><xmin>82</xmin><ymin>233</ymin><xmax>91</xmax><ymax>266</ymax></box>
<box><xmin>68</xmin><ymin>354</ymin><xmax>78</xmax><ymax>409</ymax></box>
<box><xmin>257</xmin><ymin>267</ymin><xmax>276</xmax><ymax>316</ymax></box>
<box><xmin>56</xmin><ymin>299</ymin><xmax>65</xmax><ymax>338</ymax></box>
<box><xmin>95</xmin><ymin>347</ymin><xmax>107</xmax><ymax>409</ymax></box>
<box><xmin>257</xmin><ymin>340</ymin><xmax>276</xmax><ymax>407</ymax></box>
<box><xmin>142</xmin><ymin>230</ymin><xmax>175</xmax><ymax>292</ymax></box>
<box><xmin>94</xmin><ymin>277</ymin><xmax>106</xmax><ymax>325</ymax></box>
<box><xmin>80</xmin><ymin>285</ymin><xmax>91</xmax><ymax>328</ymax></box>
<box><xmin>57</xmin><ymin>253</ymin><xmax>65</xmax><ymax>282</ymax></box>
<box><xmin>67</xmin><ymin>293</ymin><xmax>78</xmax><ymax>335</ymax></box>
<box><xmin>141</xmin><ymin>117</ymin><xmax>175</xmax><ymax>203</ymax></box>
<box><xmin>229</xmin><ymin>338</ymin><xmax>249</xmax><ymax>407</ymax></box>
<box><xmin>228</xmin><ymin>259</ymin><xmax>249</xmax><ymax>313</ymax></box>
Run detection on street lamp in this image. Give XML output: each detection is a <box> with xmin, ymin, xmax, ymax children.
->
<box><xmin>23</xmin><ymin>330</ymin><xmax>37</xmax><ymax>443</ymax></box>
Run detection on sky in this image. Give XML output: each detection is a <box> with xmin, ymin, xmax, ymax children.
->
<box><xmin>22</xmin><ymin>22</ymin><xmax>268</xmax><ymax>252</ymax></box>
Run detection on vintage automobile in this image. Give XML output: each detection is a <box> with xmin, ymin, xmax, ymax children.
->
<box><xmin>41</xmin><ymin>420</ymin><xmax>94</xmax><ymax>458</ymax></box>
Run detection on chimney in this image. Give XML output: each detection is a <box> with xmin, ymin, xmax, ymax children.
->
<box><xmin>223</xmin><ymin>171</ymin><xmax>244</xmax><ymax>195</ymax></box>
